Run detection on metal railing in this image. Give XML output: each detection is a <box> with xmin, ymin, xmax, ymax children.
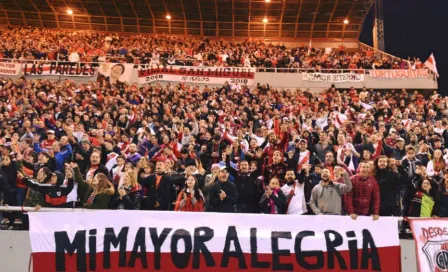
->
<box><xmin>359</xmin><ymin>42</ymin><xmax>402</xmax><ymax>61</ymax></box>
<box><xmin>0</xmin><ymin>206</ymin><xmax>95</xmax><ymax>212</ymax></box>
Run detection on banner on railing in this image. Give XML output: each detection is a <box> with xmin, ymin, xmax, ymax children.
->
<box><xmin>138</xmin><ymin>65</ymin><xmax>255</xmax><ymax>85</ymax></box>
<box><xmin>28</xmin><ymin>211</ymin><xmax>401</xmax><ymax>272</ymax></box>
<box><xmin>0</xmin><ymin>62</ymin><xmax>21</xmax><ymax>76</ymax></box>
<box><xmin>22</xmin><ymin>63</ymin><xmax>98</xmax><ymax>77</ymax></box>
<box><xmin>370</xmin><ymin>69</ymin><xmax>429</xmax><ymax>79</ymax></box>
<box><xmin>97</xmin><ymin>63</ymin><xmax>134</xmax><ymax>84</ymax></box>
<box><xmin>302</xmin><ymin>72</ymin><xmax>365</xmax><ymax>82</ymax></box>
<box><xmin>409</xmin><ymin>218</ymin><xmax>448</xmax><ymax>272</ymax></box>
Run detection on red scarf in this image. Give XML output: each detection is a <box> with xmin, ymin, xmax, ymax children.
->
<box><xmin>285</xmin><ymin>182</ymin><xmax>296</xmax><ymax>213</ymax></box>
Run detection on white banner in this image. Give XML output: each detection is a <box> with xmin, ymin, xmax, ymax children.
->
<box><xmin>0</xmin><ymin>62</ymin><xmax>21</xmax><ymax>76</ymax></box>
<box><xmin>97</xmin><ymin>63</ymin><xmax>134</xmax><ymax>85</ymax></box>
<box><xmin>138</xmin><ymin>65</ymin><xmax>256</xmax><ymax>86</ymax></box>
<box><xmin>22</xmin><ymin>63</ymin><xmax>98</xmax><ymax>77</ymax></box>
<box><xmin>409</xmin><ymin>218</ymin><xmax>448</xmax><ymax>272</ymax></box>
<box><xmin>302</xmin><ymin>73</ymin><xmax>365</xmax><ymax>82</ymax></box>
<box><xmin>370</xmin><ymin>69</ymin><xmax>430</xmax><ymax>79</ymax></box>
<box><xmin>29</xmin><ymin>211</ymin><xmax>401</xmax><ymax>272</ymax></box>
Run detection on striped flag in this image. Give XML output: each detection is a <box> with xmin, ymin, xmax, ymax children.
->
<box><xmin>424</xmin><ymin>53</ymin><xmax>439</xmax><ymax>78</ymax></box>
<box><xmin>334</xmin><ymin>112</ymin><xmax>348</xmax><ymax>128</ymax></box>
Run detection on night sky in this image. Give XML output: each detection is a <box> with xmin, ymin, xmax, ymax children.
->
<box><xmin>359</xmin><ymin>0</ymin><xmax>447</xmax><ymax>96</ymax></box>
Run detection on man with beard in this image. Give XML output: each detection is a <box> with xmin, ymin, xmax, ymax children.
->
<box><xmin>85</xmin><ymin>150</ymin><xmax>111</xmax><ymax>182</ymax></box>
<box><xmin>309</xmin><ymin>167</ymin><xmax>352</xmax><ymax>215</ymax></box>
<box><xmin>225</xmin><ymin>152</ymin><xmax>263</xmax><ymax>213</ymax></box>
<box><xmin>282</xmin><ymin>168</ymin><xmax>312</xmax><ymax>215</ymax></box>
<box><xmin>262</xmin><ymin>123</ymin><xmax>288</xmax><ymax>164</ymax></box>
<box><xmin>375</xmin><ymin>155</ymin><xmax>410</xmax><ymax>216</ymax></box>
<box><xmin>345</xmin><ymin>162</ymin><xmax>381</xmax><ymax>221</ymax></box>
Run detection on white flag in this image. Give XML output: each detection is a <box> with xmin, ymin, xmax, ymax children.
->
<box><xmin>360</xmin><ymin>102</ymin><xmax>374</xmax><ymax>110</ymax></box>
<box><xmin>424</xmin><ymin>53</ymin><xmax>439</xmax><ymax>77</ymax></box>
<box><xmin>333</xmin><ymin>112</ymin><xmax>348</xmax><ymax>128</ymax></box>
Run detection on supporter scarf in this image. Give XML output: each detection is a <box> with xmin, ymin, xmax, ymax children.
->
<box><xmin>269</xmin><ymin>188</ymin><xmax>280</xmax><ymax>214</ymax></box>
<box><xmin>285</xmin><ymin>182</ymin><xmax>296</xmax><ymax>214</ymax></box>
<box><xmin>297</xmin><ymin>151</ymin><xmax>310</xmax><ymax>173</ymax></box>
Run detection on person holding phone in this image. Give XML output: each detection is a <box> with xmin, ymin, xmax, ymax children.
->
<box><xmin>174</xmin><ymin>175</ymin><xmax>204</xmax><ymax>212</ymax></box>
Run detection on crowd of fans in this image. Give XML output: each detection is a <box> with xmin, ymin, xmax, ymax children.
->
<box><xmin>0</xmin><ymin>26</ymin><xmax>425</xmax><ymax>70</ymax></box>
<box><xmin>0</xmin><ymin>73</ymin><xmax>444</xmax><ymax>235</ymax></box>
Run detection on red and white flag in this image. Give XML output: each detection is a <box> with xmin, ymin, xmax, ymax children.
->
<box><xmin>333</xmin><ymin>112</ymin><xmax>348</xmax><ymax>128</ymax></box>
<box><xmin>424</xmin><ymin>53</ymin><xmax>439</xmax><ymax>77</ymax></box>
<box><xmin>28</xmin><ymin>211</ymin><xmax>401</xmax><ymax>272</ymax></box>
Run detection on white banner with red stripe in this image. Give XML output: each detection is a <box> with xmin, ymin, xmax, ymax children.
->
<box><xmin>409</xmin><ymin>218</ymin><xmax>448</xmax><ymax>272</ymax></box>
<box><xmin>29</xmin><ymin>211</ymin><xmax>400</xmax><ymax>272</ymax></box>
<box><xmin>138</xmin><ymin>65</ymin><xmax>255</xmax><ymax>86</ymax></box>
<box><xmin>0</xmin><ymin>62</ymin><xmax>21</xmax><ymax>75</ymax></box>
<box><xmin>22</xmin><ymin>63</ymin><xmax>98</xmax><ymax>77</ymax></box>
<box><xmin>370</xmin><ymin>69</ymin><xmax>430</xmax><ymax>79</ymax></box>
<box><xmin>302</xmin><ymin>72</ymin><xmax>365</xmax><ymax>82</ymax></box>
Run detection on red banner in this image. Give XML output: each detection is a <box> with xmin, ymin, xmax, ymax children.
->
<box><xmin>370</xmin><ymin>69</ymin><xmax>429</xmax><ymax>79</ymax></box>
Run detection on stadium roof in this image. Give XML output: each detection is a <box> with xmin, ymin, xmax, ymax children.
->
<box><xmin>0</xmin><ymin>0</ymin><xmax>373</xmax><ymax>39</ymax></box>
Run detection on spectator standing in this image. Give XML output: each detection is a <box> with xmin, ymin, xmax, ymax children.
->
<box><xmin>345</xmin><ymin>162</ymin><xmax>381</xmax><ymax>220</ymax></box>
<box><xmin>309</xmin><ymin>167</ymin><xmax>352</xmax><ymax>215</ymax></box>
<box><xmin>209</xmin><ymin>168</ymin><xmax>238</xmax><ymax>213</ymax></box>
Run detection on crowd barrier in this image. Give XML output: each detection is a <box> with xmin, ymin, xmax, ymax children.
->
<box><xmin>0</xmin><ymin>206</ymin><xmax>432</xmax><ymax>272</ymax></box>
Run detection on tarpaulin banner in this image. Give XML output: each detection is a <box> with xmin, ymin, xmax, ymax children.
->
<box><xmin>22</xmin><ymin>62</ymin><xmax>98</xmax><ymax>77</ymax></box>
<box><xmin>0</xmin><ymin>62</ymin><xmax>21</xmax><ymax>76</ymax></box>
<box><xmin>302</xmin><ymin>72</ymin><xmax>365</xmax><ymax>82</ymax></box>
<box><xmin>29</xmin><ymin>211</ymin><xmax>401</xmax><ymax>272</ymax></box>
<box><xmin>97</xmin><ymin>63</ymin><xmax>134</xmax><ymax>84</ymax></box>
<box><xmin>138</xmin><ymin>65</ymin><xmax>256</xmax><ymax>86</ymax></box>
<box><xmin>409</xmin><ymin>218</ymin><xmax>448</xmax><ymax>272</ymax></box>
<box><xmin>370</xmin><ymin>69</ymin><xmax>430</xmax><ymax>79</ymax></box>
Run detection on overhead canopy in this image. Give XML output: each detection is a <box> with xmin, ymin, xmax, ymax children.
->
<box><xmin>0</xmin><ymin>0</ymin><xmax>373</xmax><ymax>39</ymax></box>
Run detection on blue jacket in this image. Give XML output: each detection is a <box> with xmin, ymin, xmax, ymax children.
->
<box><xmin>34</xmin><ymin>143</ymin><xmax>73</xmax><ymax>171</ymax></box>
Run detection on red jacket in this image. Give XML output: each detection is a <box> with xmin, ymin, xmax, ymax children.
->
<box><xmin>344</xmin><ymin>175</ymin><xmax>380</xmax><ymax>216</ymax></box>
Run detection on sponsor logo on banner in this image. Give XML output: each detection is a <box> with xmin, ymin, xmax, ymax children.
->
<box><xmin>409</xmin><ymin>218</ymin><xmax>448</xmax><ymax>272</ymax></box>
<box><xmin>370</xmin><ymin>69</ymin><xmax>429</xmax><ymax>79</ymax></box>
<box><xmin>302</xmin><ymin>72</ymin><xmax>365</xmax><ymax>82</ymax></box>
<box><xmin>138</xmin><ymin>65</ymin><xmax>255</xmax><ymax>85</ymax></box>
<box><xmin>0</xmin><ymin>62</ymin><xmax>21</xmax><ymax>75</ymax></box>
<box><xmin>28</xmin><ymin>211</ymin><xmax>401</xmax><ymax>272</ymax></box>
<box><xmin>97</xmin><ymin>63</ymin><xmax>134</xmax><ymax>85</ymax></box>
<box><xmin>22</xmin><ymin>62</ymin><xmax>98</xmax><ymax>76</ymax></box>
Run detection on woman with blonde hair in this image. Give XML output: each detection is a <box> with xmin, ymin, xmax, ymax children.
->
<box><xmin>70</xmin><ymin>162</ymin><xmax>115</xmax><ymax>209</ymax></box>
<box><xmin>115</xmin><ymin>170</ymin><xmax>141</xmax><ymax>210</ymax></box>
<box><xmin>427</xmin><ymin>149</ymin><xmax>447</xmax><ymax>177</ymax></box>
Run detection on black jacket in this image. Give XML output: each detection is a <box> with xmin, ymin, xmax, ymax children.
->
<box><xmin>225</xmin><ymin>157</ymin><xmax>263</xmax><ymax>213</ymax></box>
<box><xmin>259</xmin><ymin>190</ymin><xmax>287</xmax><ymax>214</ymax></box>
<box><xmin>114</xmin><ymin>185</ymin><xmax>142</xmax><ymax>210</ymax></box>
<box><xmin>139</xmin><ymin>173</ymin><xmax>174</xmax><ymax>211</ymax></box>
<box><xmin>375</xmin><ymin>166</ymin><xmax>409</xmax><ymax>216</ymax></box>
<box><xmin>209</xmin><ymin>180</ymin><xmax>238</xmax><ymax>213</ymax></box>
